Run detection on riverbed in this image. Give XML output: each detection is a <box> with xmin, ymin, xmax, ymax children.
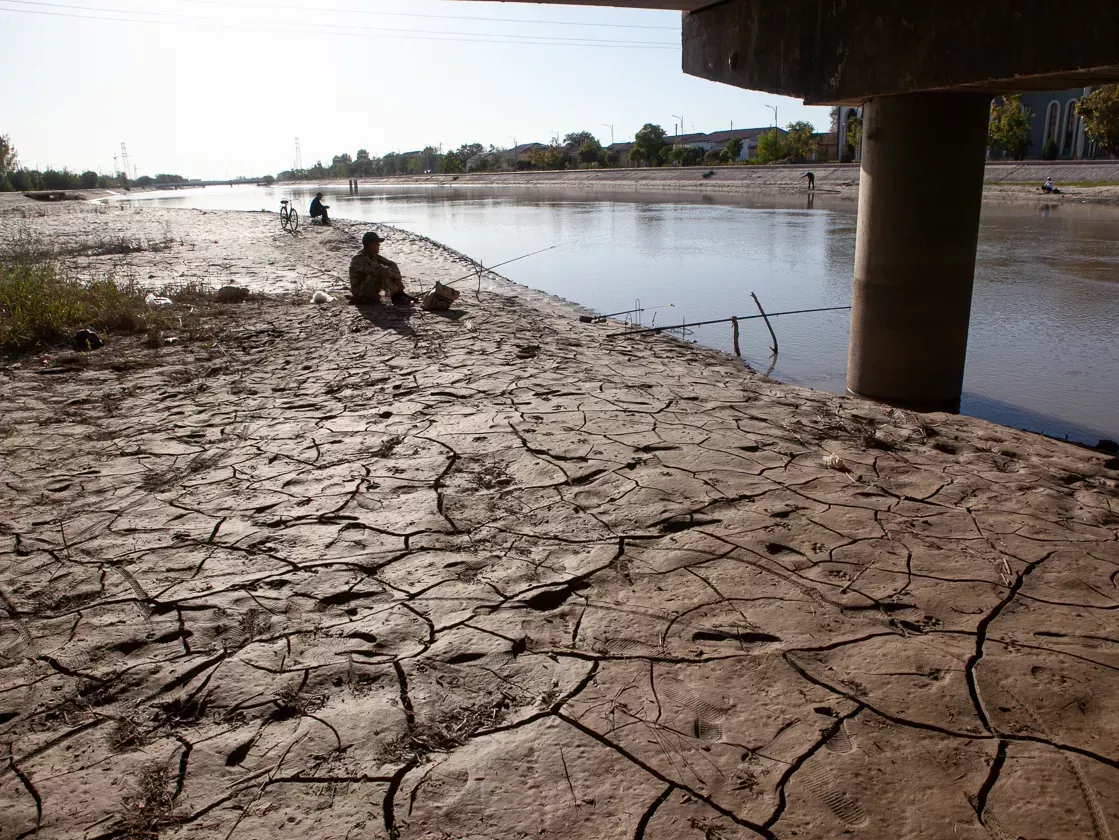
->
<box><xmin>112</xmin><ymin>183</ymin><xmax>1119</xmax><ymax>444</ymax></box>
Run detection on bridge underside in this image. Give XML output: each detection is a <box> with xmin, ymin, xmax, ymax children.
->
<box><xmin>458</xmin><ymin>0</ymin><xmax>1119</xmax><ymax>412</ymax></box>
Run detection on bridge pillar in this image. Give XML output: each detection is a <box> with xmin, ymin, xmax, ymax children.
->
<box><xmin>846</xmin><ymin>92</ymin><xmax>991</xmax><ymax>413</ymax></box>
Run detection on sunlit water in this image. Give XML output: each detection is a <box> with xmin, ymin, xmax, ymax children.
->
<box><xmin>114</xmin><ymin>184</ymin><xmax>1119</xmax><ymax>444</ymax></box>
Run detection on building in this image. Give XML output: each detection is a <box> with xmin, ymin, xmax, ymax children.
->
<box><xmin>1018</xmin><ymin>87</ymin><xmax>1102</xmax><ymax>159</ymax></box>
<box><xmin>699</xmin><ymin>127</ymin><xmax>782</xmax><ymax>160</ymax></box>
<box><xmin>608</xmin><ymin>127</ymin><xmax>788</xmax><ymax>166</ymax></box>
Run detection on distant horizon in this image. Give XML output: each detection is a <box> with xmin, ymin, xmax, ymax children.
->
<box><xmin>0</xmin><ymin>0</ymin><xmax>830</xmax><ymax>180</ymax></box>
<box><xmin>4</xmin><ymin>121</ymin><xmax>828</xmax><ymax>182</ymax></box>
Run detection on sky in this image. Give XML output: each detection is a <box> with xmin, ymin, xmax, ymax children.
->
<box><xmin>0</xmin><ymin>0</ymin><xmax>833</xmax><ymax>179</ymax></box>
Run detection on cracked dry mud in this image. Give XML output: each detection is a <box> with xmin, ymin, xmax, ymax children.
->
<box><xmin>1</xmin><ymin>200</ymin><xmax>1118</xmax><ymax>840</ymax></box>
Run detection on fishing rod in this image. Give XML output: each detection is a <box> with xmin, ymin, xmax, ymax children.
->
<box><xmin>443</xmin><ymin>244</ymin><xmax>560</xmax><ymax>287</ymax></box>
<box><xmin>579</xmin><ymin>303</ymin><xmax>674</xmax><ymax>323</ymax></box>
<box><xmin>604</xmin><ymin>305</ymin><xmax>851</xmax><ymax>339</ymax></box>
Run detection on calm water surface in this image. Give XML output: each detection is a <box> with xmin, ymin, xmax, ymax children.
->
<box><xmin>117</xmin><ymin>184</ymin><xmax>1119</xmax><ymax>444</ymax></box>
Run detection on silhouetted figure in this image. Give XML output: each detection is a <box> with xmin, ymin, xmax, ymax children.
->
<box><xmin>802</xmin><ymin>171</ymin><xmax>815</xmax><ymax>192</ymax></box>
<box><xmin>310</xmin><ymin>192</ymin><xmax>330</xmax><ymax>224</ymax></box>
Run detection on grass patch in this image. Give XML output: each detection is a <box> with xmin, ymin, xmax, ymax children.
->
<box><xmin>118</xmin><ymin>761</ymin><xmax>183</xmax><ymax>838</ymax></box>
<box><xmin>0</xmin><ymin>231</ymin><xmax>215</xmax><ymax>355</ymax></box>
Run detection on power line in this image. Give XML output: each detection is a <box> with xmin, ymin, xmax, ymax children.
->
<box><xmin>175</xmin><ymin>0</ymin><xmax>679</xmax><ymax>30</ymax></box>
<box><xmin>0</xmin><ymin>1</ymin><xmax>678</xmax><ymax>47</ymax></box>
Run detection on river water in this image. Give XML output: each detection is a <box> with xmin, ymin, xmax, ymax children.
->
<box><xmin>115</xmin><ymin>184</ymin><xmax>1119</xmax><ymax>445</ymax></box>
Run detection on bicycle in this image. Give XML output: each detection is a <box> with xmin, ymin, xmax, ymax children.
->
<box><xmin>279</xmin><ymin>199</ymin><xmax>299</xmax><ymax>233</ymax></box>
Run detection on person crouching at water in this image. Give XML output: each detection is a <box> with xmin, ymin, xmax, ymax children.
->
<box><xmin>310</xmin><ymin>192</ymin><xmax>330</xmax><ymax>224</ymax></box>
<box><xmin>349</xmin><ymin>231</ymin><xmax>416</xmax><ymax>306</ymax></box>
<box><xmin>802</xmin><ymin>171</ymin><xmax>815</xmax><ymax>192</ymax></box>
<box><xmin>1042</xmin><ymin>176</ymin><xmax>1061</xmax><ymax>194</ymax></box>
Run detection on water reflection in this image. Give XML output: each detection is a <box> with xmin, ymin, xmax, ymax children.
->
<box><xmin>115</xmin><ymin>184</ymin><xmax>1119</xmax><ymax>443</ymax></box>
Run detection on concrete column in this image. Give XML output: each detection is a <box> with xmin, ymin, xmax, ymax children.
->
<box><xmin>847</xmin><ymin>92</ymin><xmax>991</xmax><ymax>413</ymax></box>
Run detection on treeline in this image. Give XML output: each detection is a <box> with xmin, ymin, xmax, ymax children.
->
<box><xmin>0</xmin><ymin>134</ymin><xmax>188</xmax><ymax>192</ymax></box>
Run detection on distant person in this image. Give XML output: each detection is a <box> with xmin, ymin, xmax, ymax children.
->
<box><xmin>349</xmin><ymin>231</ymin><xmax>415</xmax><ymax>306</ymax></box>
<box><xmin>310</xmin><ymin>192</ymin><xmax>330</xmax><ymax>224</ymax></box>
<box><xmin>1041</xmin><ymin>176</ymin><xmax>1060</xmax><ymax>194</ymax></box>
<box><xmin>802</xmin><ymin>170</ymin><xmax>815</xmax><ymax>192</ymax></box>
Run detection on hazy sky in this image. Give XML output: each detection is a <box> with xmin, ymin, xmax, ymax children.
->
<box><xmin>1</xmin><ymin>0</ymin><xmax>832</xmax><ymax>179</ymax></box>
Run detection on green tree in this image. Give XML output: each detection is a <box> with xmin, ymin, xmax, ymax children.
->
<box><xmin>578</xmin><ymin>138</ymin><xmax>603</xmax><ymax>166</ymax></box>
<box><xmin>725</xmin><ymin>137</ymin><xmax>744</xmax><ymax>162</ymax></box>
<box><xmin>785</xmin><ymin>121</ymin><xmax>818</xmax><ymax>162</ymax></box>
<box><xmin>673</xmin><ymin>146</ymin><xmax>703</xmax><ymax>166</ymax></box>
<box><xmin>456</xmin><ymin>143</ymin><xmax>484</xmax><ymax>161</ymax></box>
<box><xmin>987</xmin><ymin>95</ymin><xmax>1033</xmax><ymax>160</ymax></box>
<box><xmin>0</xmin><ymin>134</ymin><xmax>16</xmax><ymax>176</ymax></box>
<box><xmin>632</xmin><ymin>124</ymin><xmax>667</xmax><ymax>168</ymax></box>
<box><xmin>1077</xmin><ymin>85</ymin><xmax>1119</xmax><ymax>156</ymax></box>
<box><xmin>441</xmin><ymin>152</ymin><xmax>465</xmax><ymax>174</ymax></box>
<box><xmin>531</xmin><ymin>144</ymin><xmax>568</xmax><ymax>170</ymax></box>
<box><xmin>564</xmin><ymin>131</ymin><xmax>598</xmax><ymax>149</ymax></box>
<box><xmin>419</xmin><ymin>146</ymin><xmax>440</xmax><ymax>173</ymax></box>
<box><xmin>80</xmin><ymin>170</ymin><xmax>98</xmax><ymax>189</ymax></box>
<box><xmin>755</xmin><ymin>129</ymin><xmax>789</xmax><ymax>164</ymax></box>
<box><xmin>845</xmin><ymin>114</ymin><xmax>863</xmax><ymax>157</ymax></box>
<box><xmin>628</xmin><ymin>145</ymin><xmax>647</xmax><ymax>166</ymax></box>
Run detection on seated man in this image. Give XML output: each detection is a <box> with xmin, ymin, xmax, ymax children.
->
<box><xmin>349</xmin><ymin>231</ymin><xmax>415</xmax><ymax>306</ymax></box>
<box><xmin>310</xmin><ymin>192</ymin><xmax>330</xmax><ymax>224</ymax></box>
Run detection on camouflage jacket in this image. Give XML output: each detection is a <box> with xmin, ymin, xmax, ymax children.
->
<box><xmin>349</xmin><ymin>250</ymin><xmax>403</xmax><ymax>301</ymax></box>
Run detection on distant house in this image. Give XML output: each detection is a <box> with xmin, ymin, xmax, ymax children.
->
<box><xmin>607</xmin><ymin>142</ymin><xmax>634</xmax><ymax>167</ymax></box>
<box><xmin>1017</xmin><ymin>87</ymin><xmax>1109</xmax><ymax>159</ymax></box>
<box><xmin>502</xmin><ymin>143</ymin><xmax>547</xmax><ymax>169</ymax></box>
<box><xmin>701</xmin><ymin>127</ymin><xmax>784</xmax><ymax>161</ymax></box>
<box><xmin>812</xmin><ymin>132</ymin><xmax>837</xmax><ymax>162</ymax></box>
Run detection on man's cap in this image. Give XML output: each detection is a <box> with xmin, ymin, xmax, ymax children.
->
<box><xmin>362</xmin><ymin>231</ymin><xmax>384</xmax><ymax>246</ymax></box>
<box><xmin>315</xmin><ymin>192</ymin><xmax>324</xmax><ymax>197</ymax></box>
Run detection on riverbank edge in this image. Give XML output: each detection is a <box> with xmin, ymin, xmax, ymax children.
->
<box><xmin>293</xmin><ymin>161</ymin><xmax>1119</xmax><ymax>205</ymax></box>
<box><xmin>3</xmin><ymin>197</ymin><xmax>1115</xmax><ymax>452</ymax></box>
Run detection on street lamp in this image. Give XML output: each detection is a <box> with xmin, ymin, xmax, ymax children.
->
<box><xmin>672</xmin><ymin>114</ymin><xmax>684</xmax><ymax>144</ymax></box>
<box><xmin>765</xmin><ymin>104</ymin><xmax>778</xmax><ymax>128</ymax></box>
<box><xmin>602</xmin><ymin>123</ymin><xmax>614</xmax><ymax>145</ymax></box>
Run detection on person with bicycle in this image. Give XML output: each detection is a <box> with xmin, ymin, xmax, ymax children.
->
<box><xmin>349</xmin><ymin>231</ymin><xmax>416</xmax><ymax>306</ymax></box>
<box><xmin>310</xmin><ymin>192</ymin><xmax>330</xmax><ymax>225</ymax></box>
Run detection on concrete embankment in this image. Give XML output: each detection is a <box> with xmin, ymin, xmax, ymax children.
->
<box><xmin>343</xmin><ymin>160</ymin><xmax>1119</xmax><ymax>203</ymax></box>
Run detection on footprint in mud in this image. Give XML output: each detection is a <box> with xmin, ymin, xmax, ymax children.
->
<box><xmin>799</xmin><ymin>759</ymin><xmax>869</xmax><ymax>828</ymax></box>
<box><xmin>657</xmin><ymin>675</ymin><xmax>729</xmax><ymax>742</ymax></box>
<box><xmin>824</xmin><ymin>720</ymin><xmax>855</xmax><ymax>755</ymax></box>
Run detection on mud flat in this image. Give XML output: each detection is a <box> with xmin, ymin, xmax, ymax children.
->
<box><xmin>1</xmin><ymin>197</ymin><xmax>1118</xmax><ymax>840</ymax></box>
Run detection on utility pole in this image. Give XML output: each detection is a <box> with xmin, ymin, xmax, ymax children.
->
<box><xmin>672</xmin><ymin>115</ymin><xmax>684</xmax><ymax>145</ymax></box>
<box><xmin>766</xmin><ymin>104</ymin><xmax>778</xmax><ymax>129</ymax></box>
<box><xmin>602</xmin><ymin>124</ymin><xmax>614</xmax><ymax>145</ymax></box>
<box><xmin>294</xmin><ymin>137</ymin><xmax>303</xmax><ymax>175</ymax></box>
<box><xmin>120</xmin><ymin>143</ymin><xmax>132</xmax><ymax>181</ymax></box>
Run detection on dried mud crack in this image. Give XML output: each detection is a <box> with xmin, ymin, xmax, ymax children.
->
<box><xmin>1</xmin><ymin>198</ymin><xmax>1118</xmax><ymax>839</ymax></box>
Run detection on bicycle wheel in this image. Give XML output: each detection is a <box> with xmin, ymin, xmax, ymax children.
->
<box><xmin>287</xmin><ymin>209</ymin><xmax>299</xmax><ymax>232</ymax></box>
<box><xmin>280</xmin><ymin>207</ymin><xmax>291</xmax><ymax>231</ymax></box>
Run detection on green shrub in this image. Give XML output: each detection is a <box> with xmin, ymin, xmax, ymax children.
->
<box><xmin>1</xmin><ymin>234</ymin><xmax>157</xmax><ymax>353</ymax></box>
<box><xmin>1041</xmin><ymin>139</ymin><xmax>1059</xmax><ymax>160</ymax></box>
